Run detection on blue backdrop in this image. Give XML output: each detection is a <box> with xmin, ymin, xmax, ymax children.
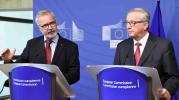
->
<box><xmin>33</xmin><ymin>0</ymin><xmax>179</xmax><ymax>100</ymax></box>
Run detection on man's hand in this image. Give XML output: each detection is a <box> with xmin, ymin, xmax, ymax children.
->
<box><xmin>1</xmin><ymin>48</ymin><xmax>16</xmax><ymax>62</ymax></box>
<box><xmin>158</xmin><ymin>88</ymin><xmax>171</xmax><ymax>100</ymax></box>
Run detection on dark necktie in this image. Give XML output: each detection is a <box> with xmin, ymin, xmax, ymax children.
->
<box><xmin>45</xmin><ymin>39</ymin><xmax>52</xmax><ymax>64</ymax></box>
<box><xmin>135</xmin><ymin>42</ymin><xmax>141</xmax><ymax>66</ymax></box>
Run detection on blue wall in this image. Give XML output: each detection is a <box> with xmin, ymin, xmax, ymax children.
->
<box><xmin>33</xmin><ymin>0</ymin><xmax>179</xmax><ymax>100</ymax></box>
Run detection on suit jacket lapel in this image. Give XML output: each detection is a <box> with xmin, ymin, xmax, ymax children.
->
<box><xmin>138</xmin><ymin>35</ymin><xmax>156</xmax><ymax>66</ymax></box>
<box><xmin>40</xmin><ymin>38</ymin><xmax>46</xmax><ymax>63</ymax></box>
<box><xmin>126</xmin><ymin>38</ymin><xmax>135</xmax><ymax>65</ymax></box>
<box><xmin>34</xmin><ymin>37</ymin><xmax>46</xmax><ymax>63</ymax></box>
<box><xmin>51</xmin><ymin>35</ymin><xmax>64</xmax><ymax>64</ymax></box>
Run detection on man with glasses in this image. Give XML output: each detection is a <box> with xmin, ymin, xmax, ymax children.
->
<box><xmin>114</xmin><ymin>8</ymin><xmax>179</xmax><ymax>100</ymax></box>
<box><xmin>1</xmin><ymin>10</ymin><xmax>80</xmax><ymax>85</ymax></box>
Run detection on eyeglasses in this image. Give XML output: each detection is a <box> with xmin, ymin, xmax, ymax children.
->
<box><xmin>125</xmin><ymin>20</ymin><xmax>147</xmax><ymax>26</ymax></box>
<box><xmin>40</xmin><ymin>21</ymin><xmax>56</xmax><ymax>29</ymax></box>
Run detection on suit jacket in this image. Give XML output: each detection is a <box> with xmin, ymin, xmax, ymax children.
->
<box><xmin>16</xmin><ymin>34</ymin><xmax>80</xmax><ymax>85</ymax></box>
<box><xmin>114</xmin><ymin>34</ymin><xmax>179</xmax><ymax>95</ymax></box>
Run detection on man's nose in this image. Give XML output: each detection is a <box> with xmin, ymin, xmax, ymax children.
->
<box><xmin>126</xmin><ymin>24</ymin><xmax>131</xmax><ymax>29</ymax></box>
<box><xmin>48</xmin><ymin>25</ymin><xmax>53</xmax><ymax>29</ymax></box>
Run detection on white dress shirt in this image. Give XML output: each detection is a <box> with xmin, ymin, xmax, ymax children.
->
<box><xmin>133</xmin><ymin>32</ymin><xmax>149</xmax><ymax>57</ymax></box>
<box><xmin>44</xmin><ymin>34</ymin><xmax>59</xmax><ymax>61</ymax></box>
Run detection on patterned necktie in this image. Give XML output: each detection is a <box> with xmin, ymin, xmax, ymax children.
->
<box><xmin>135</xmin><ymin>42</ymin><xmax>141</xmax><ymax>66</ymax></box>
<box><xmin>45</xmin><ymin>39</ymin><xmax>52</xmax><ymax>64</ymax></box>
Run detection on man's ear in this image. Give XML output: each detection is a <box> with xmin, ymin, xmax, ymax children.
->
<box><xmin>144</xmin><ymin>22</ymin><xmax>149</xmax><ymax>30</ymax></box>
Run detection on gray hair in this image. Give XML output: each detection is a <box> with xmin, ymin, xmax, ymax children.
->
<box><xmin>127</xmin><ymin>8</ymin><xmax>150</xmax><ymax>23</ymax></box>
<box><xmin>35</xmin><ymin>10</ymin><xmax>56</xmax><ymax>26</ymax></box>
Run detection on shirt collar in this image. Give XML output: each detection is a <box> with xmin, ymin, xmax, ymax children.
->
<box><xmin>133</xmin><ymin>32</ymin><xmax>149</xmax><ymax>46</ymax></box>
<box><xmin>44</xmin><ymin>34</ymin><xmax>59</xmax><ymax>44</ymax></box>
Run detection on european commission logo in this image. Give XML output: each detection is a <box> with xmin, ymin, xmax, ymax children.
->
<box><xmin>57</xmin><ymin>21</ymin><xmax>84</xmax><ymax>41</ymax></box>
<box><xmin>102</xmin><ymin>20</ymin><xmax>128</xmax><ymax>48</ymax></box>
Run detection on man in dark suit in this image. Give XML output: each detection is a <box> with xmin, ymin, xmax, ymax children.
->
<box><xmin>1</xmin><ymin>10</ymin><xmax>80</xmax><ymax>85</ymax></box>
<box><xmin>114</xmin><ymin>8</ymin><xmax>179</xmax><ymax>100</ymax></box>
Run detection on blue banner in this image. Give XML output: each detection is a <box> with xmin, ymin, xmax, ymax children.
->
<box><xmin>33</xmin><ymin>0</ymin><xmax>179</xmax><ymax>99</ymax></box>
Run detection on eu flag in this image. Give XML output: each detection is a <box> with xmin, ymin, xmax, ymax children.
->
<box><xmin>150</xmin><ymin>1</ymin><xmax>165</xmax><ymax>38</ymax></box>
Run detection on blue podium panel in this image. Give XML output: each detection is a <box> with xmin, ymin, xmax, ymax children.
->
<box><xmin>98</xmin><ymin>67</ymin><xmax>147</xmax><ymax>100</ymax></box>
<box><xmin>10</xmin><ymin>66</ymin><xmax>54</xmax><ymax>100</ymax></box>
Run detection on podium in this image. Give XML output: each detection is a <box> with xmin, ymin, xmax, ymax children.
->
<box><xmin>0</xmin><ymin>63</ymin><xmax>75</xmax><ymax>100</ymax></box>
<box><xmin>87</xmin><ymin>65</ymin><xmax>162</xmax><ymax>100</ymax></box>
<box><xmin>0</xmin><ymin>70</ymin><xmax>10</xmax><ymax>100</ymax></box>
